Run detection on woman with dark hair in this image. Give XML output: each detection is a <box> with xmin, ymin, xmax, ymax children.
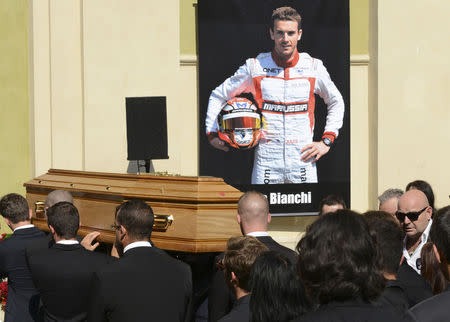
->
<box><xmin>294</xmin><ymin>210</ymin><xmax>414</xmax><ymax>322</ymax></box>
<box><xmin>248</xmin><ymin>251</ymin><xmax>310</xmax><ymax>322</ymax></box>
<box><xmin>421</xmin><ymin>242</ymin><xmax>448</xmax><ymax>294</ymax></box>
<box><xmin>406</xmin><ymin>180</ymin><xmax>435</xmax><ymax>212</ymax></box>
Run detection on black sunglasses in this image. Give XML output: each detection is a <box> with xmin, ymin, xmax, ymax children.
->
<box><xmin>396</xmin><ymin>206</ymin><xmax>428</xmax><ymax>222</ymax></box>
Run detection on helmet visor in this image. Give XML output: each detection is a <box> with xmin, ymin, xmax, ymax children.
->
<box><xmin>221</xmin><ymin>113</ymin><xmax>260</xmax><ymax>131</ymax></box>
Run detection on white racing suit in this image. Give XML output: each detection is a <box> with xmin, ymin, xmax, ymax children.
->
<box><xmin>205</xmin><ymin>50</ymin><xmax>344</xmax><ymax>184</ymax></box>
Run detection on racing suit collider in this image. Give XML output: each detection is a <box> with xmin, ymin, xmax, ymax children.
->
<box><xmin>205</xmin><ymin>50</ymin><xmax>345</xmax><ymax>184</ymax></box>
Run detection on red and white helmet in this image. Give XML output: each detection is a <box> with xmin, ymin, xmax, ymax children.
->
<box><xmin>218</xmin><ymin>97</ymin><xmax>262</xmax><ymax>149</ymax></box>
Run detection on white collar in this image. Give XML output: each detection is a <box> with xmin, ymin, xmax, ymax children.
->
<box><xmin>124</xmin><ymin>241</ymin><xmax>152</xmax><ymax>253</ymax></box>
<box><xmin>246</xmin><ymin>231</ymin><xmax>270</xmax><ymax>237</ymax></box>
<box><xmin>56</xmin><ymin>240</ymin><xmax>79</xmax><ymax>245</ymax></box>
<box><xmin>13</xmin><ymin>224</ymin><xmax>34</xmax><ymax>232</ymax></box>
<box><xmin>421</xmin><ymin>218</ymin><xmax>433</xmax><ymax>242</ymax></box>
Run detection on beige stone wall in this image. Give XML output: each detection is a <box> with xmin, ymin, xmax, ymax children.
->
<box><xmin>372</xmin><ymin>0</ymin><xmax>450</xmax><ymax>209</ymax></box>
<box><xmin>0</xmin><ymin>0</ymin><xmax>30</xmax><ymax>234</ymax></box>
<box><xmin>29</xmin><ymin>0</ymin><xmax>198</xmax><ymax>177</ymax></box>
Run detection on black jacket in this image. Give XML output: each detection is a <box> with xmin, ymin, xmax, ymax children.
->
<box><xmin>397</xmin><ymin>261</ymin><xmax>433</xmax><ymax>307</ymax></box>
<box><xmin>409</xmin><ymin>284</ymin><xmax>450</xmax><ymax>322</ymax></box>
<box><xmin>88</xmin><ymin>246</ymin><xmax>192</xmax><ymax>322</ymax></box>
<box><xmin>0</xmin><ymin>226</ymin><xmax>45</xmax><ymax>322</ymax></box>
<box><xmin>376</xmin><ymin>279</ymin><xmax>410</xmax><ymax>315</ymax></box>
<box><xmin>218</xmin><ymin>294</ymin><xmax>250</xmax><ymax>322</ymax></box>
<box><xmin>295</xmin><ymin>299</ymin><xmax>416</xmax><ymax>322</ymax></box>
<box><xmin>26</xmin><ymin>243</ymin><xmax>112</xmax><ymax>321</ymax></box>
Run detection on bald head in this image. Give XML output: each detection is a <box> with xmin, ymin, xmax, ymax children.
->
<box><xmin>45</xmin><ymin>190</ymin><xmax>74</xmax><ymax>209</ymax></box>
<box><xmin>237</xmin><ymin>191</ymin><xmax>269</xmax><ymax>233</ymax></box>
<box><xmin>398</xmin><ymin>189</ymin><xmax>429</xmax><ymax>211</ymax></box>
<box><xmin>398</xmin><ymin>189</ymin><xmax>432</xmax><ymax>239</ymax></box>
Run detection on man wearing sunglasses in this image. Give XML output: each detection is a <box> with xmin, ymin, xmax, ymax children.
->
<box><xmin>397</xmin><ymin>190</ymin><xmax>433</xmax><ymax>274</ymax></box>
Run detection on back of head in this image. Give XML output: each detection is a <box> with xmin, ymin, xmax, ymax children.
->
<box><xmin>318</xmin><ymin>194</ymin><xmax>346</xmax><ymax>216</ymax></box>
<box><xmin>45</xmin><ymin>190</ymin><xmax>74</xmax><ymax>208</ymax></box>
<box><xmin>249</xmin><ymin>251</ymin><xmax>309</xmax><ymax>322</ymax></box>
<box><xmin>0</xmin><ymin>193</ymin><xmax>30</xmax><ymax>224</ymax></box>
<box><xmin>238</xmin><ymin>191</ymin><xmax>269</xmax><ymax>230</ymax></box>
<box><xmin>430</xmin><ymin>206</ymin><xmax>450</xmax><ymax>266</ymax></box>
<box><xmin>116</xmin><ymin>200</ymin><xmax>154</xmax><ymax>241</ymax></box>
<box><xmin>378</xmin><ymin>188</ymin><xmax>403</xmax><ymax>214</ymax></box>
<box><xmin>271</xmin><ymin>6</ymin><xmax>302</xmax><ymax>30</ymax></box>
<box><xmin>406</xmin><ymin>180</ymin><xmax>435</xmax><ymax>210</ymax></box>
<box><xmin>47</xmin><ymin>202</ymin><xmax>79</xmax><ymax>239</ymax></box>
<box><xmin>296</xmin><ymin>209</ymin><xmax>384</xmax><ymax>304</ymax></box>
<box><xmin>364</xmin><ymin>211</ymin><xmax>403</xmax><ymax>275</ymax></box>
<box><xmin>223</xmin><ymin>236</ymin><xmax>268</xmax><ymax>292</ymax></box>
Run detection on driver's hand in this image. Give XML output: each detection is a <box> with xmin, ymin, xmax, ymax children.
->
<box><xmin>209</xmin><ymin>137</ymin><xmax>229</xmax><ymax>152</ymax></box>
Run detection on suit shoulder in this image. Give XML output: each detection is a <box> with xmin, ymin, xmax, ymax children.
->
<box><xmin>153</xmin><ymin>247</ymin><xmax>191</xmax><ymax>274</ymax></box>
<box><xmin>410</xmin><ymin>291</ymin><xmax>450</xmax><ymax>319</ymax></box>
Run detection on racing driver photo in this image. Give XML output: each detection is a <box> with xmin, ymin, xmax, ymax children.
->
<box><xmin>199</xmin><ymin>1</ymin><xmax>350</xmax><ymax>212</ymax></box>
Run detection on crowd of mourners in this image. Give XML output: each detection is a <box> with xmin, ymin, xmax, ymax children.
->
<box><xmin>0</xmin><ymin>179</ymin><xmax>448</xmax><ymax>322</ymax></box>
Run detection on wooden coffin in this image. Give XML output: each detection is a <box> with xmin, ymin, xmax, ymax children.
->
<box><xmin>24</xmin><ymin>169</ymin><xmax>243</xmax><ymax>252</ymax></box>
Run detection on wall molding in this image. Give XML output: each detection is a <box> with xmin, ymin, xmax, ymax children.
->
<box><xmin>180</xmin><ymin>54</ymin><xmax>197</xmax><ymax>66</ymax></box>
<box><xmin>350</xmin><ymin>54</ymin><xmax>370</xmax><ymax>66</ymax></box>
<box><xmin>181</xmin><ymin>54</ymin><xmax>370</xmax><ymax>66</ymax></box>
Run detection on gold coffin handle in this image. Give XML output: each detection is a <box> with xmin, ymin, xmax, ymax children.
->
<box><xmin>153</xmin><ymin>214</ymin><xmax>174</xmax><ymax>232</ymax></box>
<box><xmin>35</xmin><ymin>201</ymin><xmax>45</xmax><ymax>218</ymax></box>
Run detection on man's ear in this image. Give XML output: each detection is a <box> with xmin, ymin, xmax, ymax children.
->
<box><xmin>119</xmin><ymin>225</ymin><xmax>127</xmax><ymax>240</ymax></box>
<box><xmin>426</xmin><ymin>206</ymin><xmax>433</xmax><ymax>220</ymax></box>
<box><xmin>267</xmin><ymin>212</ymin><xmax>272</xmax><ymax>224</ymax></box>
<box><xmin>298</xmin><ymin>29</ymin><xmax>302</xmax><ymax>41</ymax></box>
<box><xmin>49</xmin><ymin>225</ymin><xmax>56</xmax><ymax>235</ymax></box>
<box><xmin>231</xmin><ymin>271</ymin><xmax>238</xmax><ymax>285</ymax></box>
<box><xmin>28</xmin><ymin>209</ymin><xmax>33</xmax><ymax>220</ymax></box>
<box><xmin>236</xmin><ymin>213</ymin><xmax>242</xmax><ymax>225</ymax></box>
<box><xmin>433</xmin><ymin>244</ymin><xmax>441</xmax><ymax>263</ymax></box>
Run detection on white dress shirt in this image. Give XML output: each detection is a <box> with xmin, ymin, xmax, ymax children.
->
<box><xmin>402</xmin><ymin>219</ymin><xmax>432</xmax><ymax>274</ymax></box>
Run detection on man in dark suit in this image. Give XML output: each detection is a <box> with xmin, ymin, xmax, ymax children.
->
<box><xmin>410</xmin><ymin>205</ymin><xmax>450</xmax><ymax>322</ymax></box>
<box><xmin>26</xmin><ymin>202</ymin><xmax>112</xmax><ymax>321</ymax></box>
<box><xmin>218</xmin><ymin>236</ymin><xmax>268</xmax><ymax>322</ymax></box>
<box><xmin>209</xmin><ymin>191</ymin><xmax>297</xmax><ymax>321</ymax></box>
<box><xmin>0</xmin><ymin>193</ymin><xmax>45</xmax><ymax>322</ymax></box>
<box><xmin>88</xmin><ymin>199</ymin><xmax>192</xmax><ymax>322</ymax></box>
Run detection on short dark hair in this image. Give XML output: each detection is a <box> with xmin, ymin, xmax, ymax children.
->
<box><xmin>430</xmin><ymin>206</ymin><xmax>450</xmax><ymax>263</ymax></box>
<box><xmin>296</xmin><ymin>210</ymin><xmax>385</xmax><ymax>304</ymax></box>
<box><xmin>116</xmin><ymin>200</ymin><xmax>154</xmax><ymax>240</ymax></box>
<box><xmin>47</xmin><ymin>202</ymin><xmax>79</xmax><ymax>239</ymax></box>
<box><xmin>364</xmin><ymin>211</ymin><xmax>403</xmax><ymax>275</ymax></box>
<box><xmin>271</xmin><ymin>7</ymin><xmax>301</xmax><ymax>30</ymax></box>
<box><xmin>223</xmin><ymin>236</ymin><xmax>268</xmax><ymax>292</ymax></box>
<box><xmin>318</xmin><ymin>194</ymin><xmax>346</xmax><ymax>216</ymax></box>
<box><xmin>0</xmin><ymin>193</ymin><xmax>30</xmax><ymax>224</ymax></box>
<box><xmin>249</xmin><ymin>251</ymin><xmax>310</xmax><ymax>322</ymax></box>
<box><xmin>406</xmin><ymin>180</ymin><xmax>435</xmax><ymax>210</ymax></box>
